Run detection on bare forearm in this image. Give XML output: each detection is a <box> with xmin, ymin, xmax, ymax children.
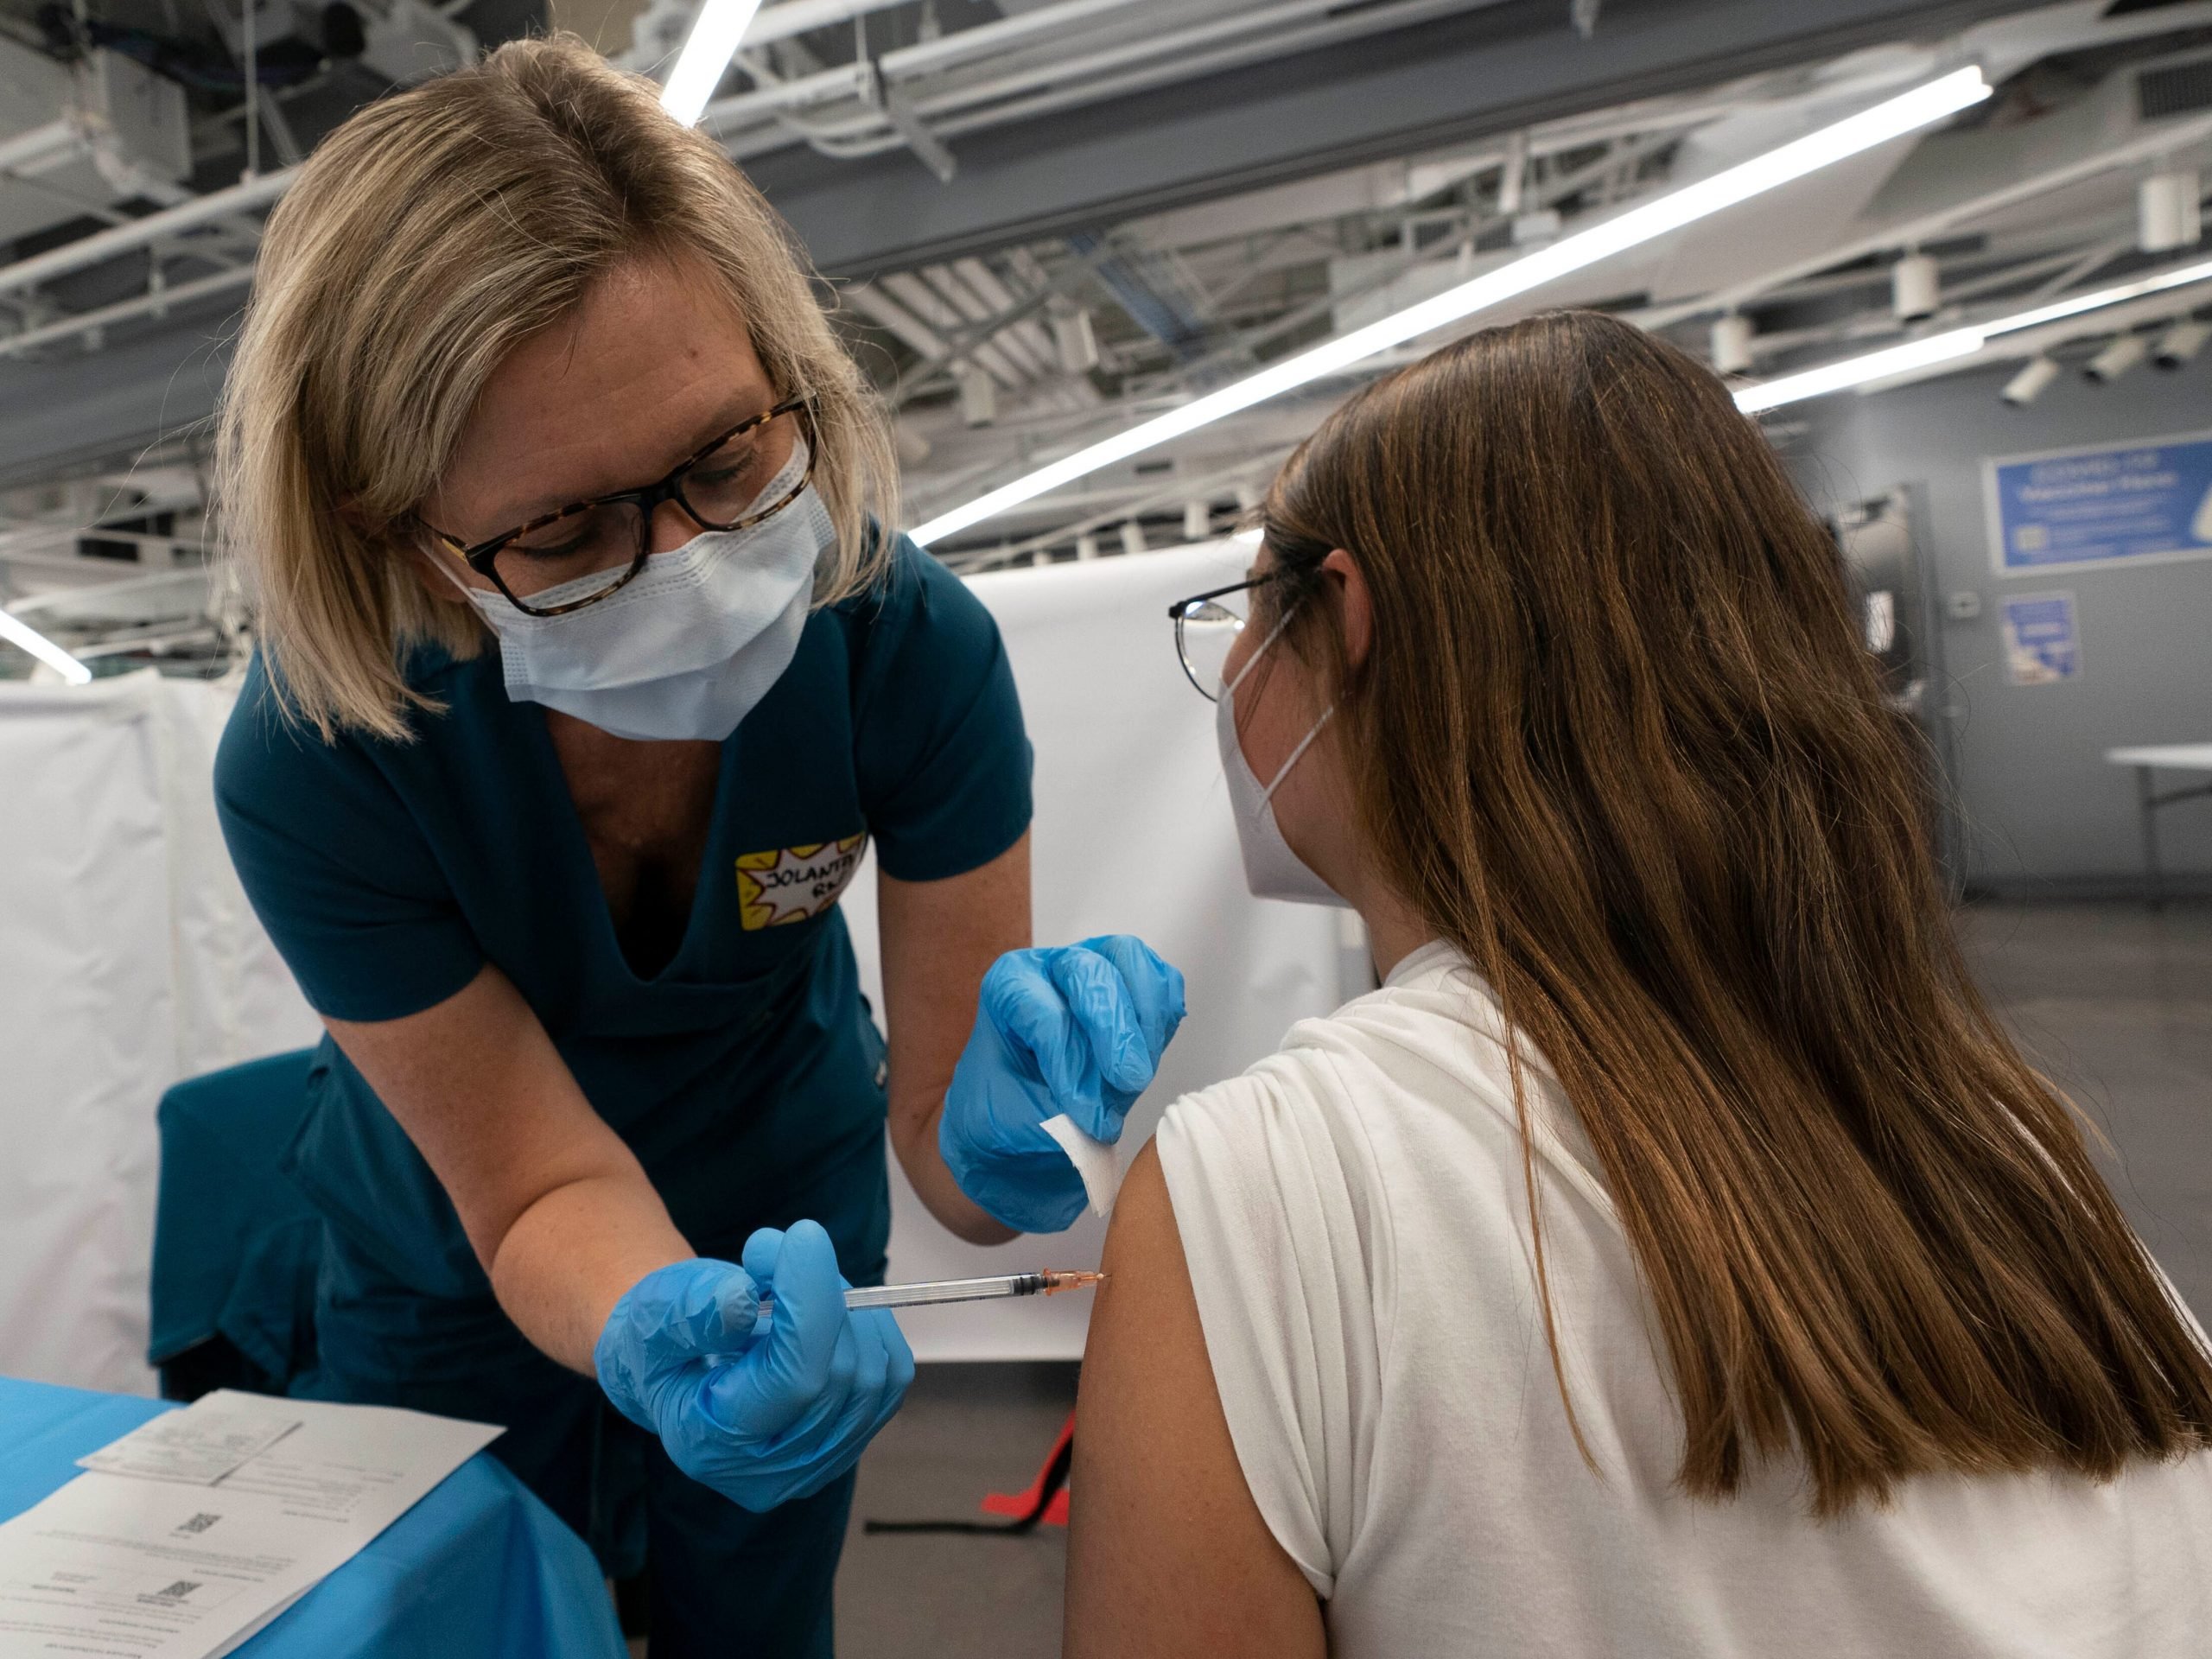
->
<box><xmin>891</xmin><ymin>1096</ymin><xmax>1017</xmax><ymax>1246</ymax></box>
<box><xmin>489</xmin><ymin>1169</ymin><xmax>694</xmax><ymax>1373</ymax></box>
<box><xmin>878</xmin><ymin>835</ymin><xmax>1033</xmax><ymax>1247</ymax></box>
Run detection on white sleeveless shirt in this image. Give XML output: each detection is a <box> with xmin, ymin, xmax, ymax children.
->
<box><xmin>1154</xmin><ymin>941</ymin><xmax>2212</xmax><ymax>1657</ymax></box>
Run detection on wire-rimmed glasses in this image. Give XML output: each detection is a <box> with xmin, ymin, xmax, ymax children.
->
<box><xmin>1167</xmin><ymin>573</ymin><xmax>1275</xmax><ymax>701</ymax></box>
<box><xmin>422</xmin><ymin>397</ymin><xmax>816</xmax><ymax>618</ymax></box>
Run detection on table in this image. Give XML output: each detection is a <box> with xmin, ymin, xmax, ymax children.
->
<box><xmin>2106</xmin><ymin>744</ymin><xmax>2212</xmax><ymax>910</ymax></box>
<box><xmin>0</xmin><ymin>1376</ymin><xmax>626</xmax><ymax>1659</ymax></box>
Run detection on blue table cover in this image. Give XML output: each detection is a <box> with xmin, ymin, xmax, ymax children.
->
<box><xmin>0</xmin><ymin>1376</ymin><xmax>625</xmax><ymax>1658</ymax></box>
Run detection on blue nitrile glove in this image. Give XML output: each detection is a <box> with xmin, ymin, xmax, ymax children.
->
<box><xmin>939</xmin><ymin>934</ymin><xmax>1187</xmax><ymax>1233</ymax></box>
<box><xmin>594</xmin><ymin>1221</ymin><xmax>913</xmax><ymax>1513</ymax></box>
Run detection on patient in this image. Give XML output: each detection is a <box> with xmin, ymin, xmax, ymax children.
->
<box><xmin>1066</xmin><ymin>311</ymin><xmax>2212</xmax><ymax>1657</ymax></box>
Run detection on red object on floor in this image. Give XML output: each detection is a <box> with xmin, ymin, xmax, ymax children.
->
<box><xmin>981</xmin><ymin>1409</ymin><xmax>1075</xmax><ymax>1527</ymax></box>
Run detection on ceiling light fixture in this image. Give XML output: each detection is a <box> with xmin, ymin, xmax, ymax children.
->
<box><xmin>2153</xmin><ymin>318</ymin><xmax>2209</xmax><ymax>367</ymax></box>
<box><xmin>0</xmin><ymin>608</ymin><xmax>93</xmax><ymax>685</ymax></box>
<box><xmin>2000</xmin><ymin>356</ymin><xmax>2061</xmax><ymax>405</ymax></box>
<box><xmin>1735</xmin><ymin>252</ymin><xmax>2212</xmax><ymax>413</ymax></box>
<box><xmin>910</xmin><ymin>67</ymin><xmax>1993</xmax><ymax>546</ymax></box>
<box><xmin>2138</xmin><ymin>169</ymin><xmax>2201</xmax><ymax>256</ymax></box>
<box><xmin>1710</xmin><ymin>314</ymin><xmax>1755</xmax><ymax>375</ymax></box>
<box><xmin>660</xmin><ymin>0</ymin><xmax>766</xmax><ymax>127</ymax></box>
<box><xmin>2084</xmin><ymin>333</ymin><xmax>2148</xmax><ymax>382</ymax></box>
<box><xmin>1891</xmin><ymin>251</ymin><xmax>1940</xmax><ymax>321</ymax></box>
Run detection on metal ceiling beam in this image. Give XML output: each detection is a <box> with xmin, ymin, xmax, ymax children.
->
<box><xmin>750</xmin><ymin>0</ymin><xmax>2035</xmax><ymax>277</ymax></box>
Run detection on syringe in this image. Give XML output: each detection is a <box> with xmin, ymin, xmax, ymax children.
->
<box><xmin>754</xmin><ymin>1269</ymin><xmax>1103</xmax><ymax>1322</ymax></box>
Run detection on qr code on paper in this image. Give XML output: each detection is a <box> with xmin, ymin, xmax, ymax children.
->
<box><xmin>154</xmin><ymin>1580</ymin><xmax>202</xmax><ymax>1600</ymax></box>
<box><xmin>173</xmin><ymin>1513</ymin><xmax>220</xmax><ymax>1535</ymax></box>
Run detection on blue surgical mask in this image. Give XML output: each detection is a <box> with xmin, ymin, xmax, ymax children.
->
<box><xmin>457</xmin><ymin>445</ymin><xmax>829</xmax><ymax>742</ymax></box>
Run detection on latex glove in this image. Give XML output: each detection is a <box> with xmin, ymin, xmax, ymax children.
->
<box><xmin>594</xmin><ymin>1221</ymin><xmax>913</xmax><ymax>1512</ymax></box>
<box><xmin>940</xmin><ymin>935</ymin><xmax>1187</xmax><ymax>1233</ymax></box>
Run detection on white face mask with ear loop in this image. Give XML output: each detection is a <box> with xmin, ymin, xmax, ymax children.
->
<box><xmin>1214</xmin><ymin>607</ymin><xmax>1351</xmax><ymax>908</ymax></box>
<box><xmin>435</xmin><ymin>441</ymin><xmax>829</xmax><ymax>743</ymax></box>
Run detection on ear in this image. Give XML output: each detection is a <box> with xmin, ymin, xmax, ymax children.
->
<box><xmin>389</xmin><ymin>520</ymin><xmax>479</xmax><ymax>610</ymax></box>
<box><xmin>1319</xmin><ymin>547</ymin><xmax>1373</xmax><ymax>671</ymax></box>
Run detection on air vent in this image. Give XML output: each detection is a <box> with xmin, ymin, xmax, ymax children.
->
<box><xmin>2137</xmin><ymin>54</ymin><xmax>2212</xmax><ymax>120</ymax></box>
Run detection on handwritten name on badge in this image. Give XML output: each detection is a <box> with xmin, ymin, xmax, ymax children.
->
<box><xmin>736</xmin><ymin>836</ymin><xmax>868</xmax><ymax>930</ymax></box>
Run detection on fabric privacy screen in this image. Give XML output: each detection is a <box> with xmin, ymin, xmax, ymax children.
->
<box><xmin>0</xmin><ymin>671</ymin><xmax>320</xmax><ymax>1395</ymax></box>
<box><xmin>0</xmin><ymin>541</ymin><xmax>1349</xmax><ymax>1381</ymax></box>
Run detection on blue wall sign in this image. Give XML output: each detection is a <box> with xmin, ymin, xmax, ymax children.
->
<box><xmin>2000</xmin><ymin>591</ymin><xmax>2080</xmax><ymax>686</ymax></box>
<box><xmin>1984</xmin><ymin>430</ymin><xmax>2212</xmax><ymax>575</ymax></box>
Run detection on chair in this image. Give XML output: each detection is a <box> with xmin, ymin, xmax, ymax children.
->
<box><xmin>149</xmin><ymin>1048</ymin><xmax>325</xmax><ymax>1401</ymax></box>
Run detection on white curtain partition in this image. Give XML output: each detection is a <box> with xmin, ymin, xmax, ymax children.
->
<box><xmin>0</xmin><ymin>671</ymin><xmax>321</xmax><ymax>1395</ymax></box>
<box><xmin>0</xmin><ymin>541</ymin><xmax>1350</xmax><ymax>1387</ymax></box>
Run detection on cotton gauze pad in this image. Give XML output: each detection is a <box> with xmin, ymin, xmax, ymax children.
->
<box><xmin>1039</xmin><ymin>1115</ymin><xmax>1137</xmax><ymax>1219</ymax></box>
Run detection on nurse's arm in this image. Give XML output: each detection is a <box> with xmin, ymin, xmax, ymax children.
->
<box><xmin>879</xmin><ymin>829</ymin><xmax>1029</xmax><ymax>1246</ymax></box>
<box><xmin>322</xmin><ymin>963</ymin><xmax>693</xmax><ymax>1375</ymax></box>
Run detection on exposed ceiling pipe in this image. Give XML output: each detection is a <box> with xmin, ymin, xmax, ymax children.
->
<box><xmin>1646</xmin><ymin>108</ymin><xmax>2212</xmax><ymax>330</ymax></box>
<box><xmin>702</xmin><ymin>0</ymin><xmax>1150</xmax><ymax>132</ymax></box>
<box><xmin>0</xmin><ymin>167</ymin><xmax>294</xmax><ymax>303</ymax></box>
<box><xmin>843</xmin><ymin>283</ymin><xmax>949</xmax><ymax>359</ymax></box>
<box><xmin>944</xmin><ymin>257</ymin><xmax>1059</xmax><ymax>375</ymax></box>
<box><xmin>0</xmin><ymin>120</ymin><xmax>83</xmax><ymax>175</ymax></box>
<box><xmin>916</xmin><ymin>266</ymin><xmax>1041</xmax><ymax>377</ymax></box>
<box><xmin>920</xmin><ymin>0</ymin><xmax>1505</xmax><ymax>143</ymax></box>
<box><xmin>0</xmin><ymin>264</ymin><xmax>255</xmax><ymax>359</ymax></box>
<box><xmin>709</xmin><ymin>0</ymin><xmax>1506</xmax><ymax>160</ymax></box>
<box><xmin>5</xmin><ymin>565</ymin><xmax>209</xmax><ymax>616</ymax></box>
<box><xmin>877</xmin><ymin>270</ymin><xmax>1030</xmax><ymax>385</ymax></box>
<box><xmin>739</xmin><ymin>0</ymin><xmax>923</xmax><ymax>50</ymax></box>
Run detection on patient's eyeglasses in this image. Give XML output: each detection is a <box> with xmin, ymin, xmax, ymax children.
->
<box><xmin>1166</xmin><ymin>573</ymin><xmax>1278</xmax><ymax>702</ymax></box>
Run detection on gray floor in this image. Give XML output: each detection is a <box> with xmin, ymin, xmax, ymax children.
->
<box><xmin>1955</xmin><ymin>899</ymin><xmax>2212</xmax><ymax>1324</ymax></box>
<box><xmin>823</xmin><ymin>899</ymin><xmax>2212</xmax><ymax>1657</ymax></box>
<box><xmin>836</xmin><ymin>1362</ymin><xmax>1077</xmax><ymax>1659</ymax></box>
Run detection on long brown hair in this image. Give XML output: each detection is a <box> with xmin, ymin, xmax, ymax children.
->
<box><xmin>1260</xmin><ymin>309</ymin><xmax>2212</xmax><ymax>1514</ymax></box>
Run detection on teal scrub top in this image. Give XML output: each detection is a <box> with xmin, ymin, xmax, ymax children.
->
<box><xmin>215</xmin><ymin>537</ymin><xmax>1032</xmax><ymax>1302</ymax></box>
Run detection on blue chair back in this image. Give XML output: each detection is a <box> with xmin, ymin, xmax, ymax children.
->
<box><xmin>151</xmin><ymin>1049</ymin><xmax>323</xmax><ymax>1399</ymax></box>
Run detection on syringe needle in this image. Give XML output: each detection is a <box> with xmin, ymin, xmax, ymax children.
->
<box><xmin>753</xmin><ymin>1269</ymin><xmax>1109</xmax><ymax>1320</ymax></box>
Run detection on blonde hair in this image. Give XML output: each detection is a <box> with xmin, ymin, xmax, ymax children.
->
<box><xmin>216</xmin><ymin>35</ymin><xmax>899</xmax><ymax>742</ymax></box>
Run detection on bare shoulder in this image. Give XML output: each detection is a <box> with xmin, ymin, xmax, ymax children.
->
<box><xmin>1065</xmin><ymin>1139</ymin><xmax>1325</xmax><ymax>1659</ymax></box>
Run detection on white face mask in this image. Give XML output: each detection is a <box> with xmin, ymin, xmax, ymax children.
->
<box><xmin>1215</xmin><ymin>613</ymin><xmax>1348</xmax><ymax>908</ymax></box>
<box><xmin>454</xmin><ymin>444</ymin><xmax>830</xmax><ymax>743</ymax></box>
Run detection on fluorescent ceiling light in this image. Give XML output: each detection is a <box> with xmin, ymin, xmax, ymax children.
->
<box><xmin>911</xmin><ymin>66</ymin><xmax>1991</xmax><ymax>547</ymax></box>
<box><xmin>1734</xmin><ymin>252</ymin><xmax>2212</xmax><ymax>412</ymax></box>
<box><xmin>0</xmin><ymin>609</ymin><xmax>92</xmax><ymax>685</ymax></box>
<box><xmin>1733</xmin><ymin>327</ymin><xmax>1985</xmax><ymax>412</ymax></box>
<box><xmin>1985</xmin><ymin>254</ymin><xmax>2212</xmax><ymax>335</ymax></box>
<box><xmin>661</xmin><ymin>0</ymin><xmax>766</xmax><ymax>126</ymax></box>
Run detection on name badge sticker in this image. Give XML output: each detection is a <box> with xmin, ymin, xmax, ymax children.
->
<box><xmin>736</xmin><ymin>835</ymin><xmax>868</xmax><ymax>930</ymax></box>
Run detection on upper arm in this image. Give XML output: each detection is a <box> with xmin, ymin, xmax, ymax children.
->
<box><xmin>1067</xmin><ymin>1141</ymin><xmax>1325</xmax><ymax>1659</ymax></box>
<box><xmin>851</xmin><ymin>540</ymin><xmax>1032</xmax><ymax>882</ymax></box>
<box><xmin>322</xmin><ymin>964</ymin><xmax>645</xmax><ymax>1270</ymax></box>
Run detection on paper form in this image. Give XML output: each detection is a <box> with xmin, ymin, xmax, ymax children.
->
<box><xmin>0</xmin><ymin>1392</ymin><xmax>500</xmax><ymax>1658</ymax></box>
<box><xmin>75</xmin><ymin>1402</ymin><xmax>303</xmax><ymax>1487</ymax></box>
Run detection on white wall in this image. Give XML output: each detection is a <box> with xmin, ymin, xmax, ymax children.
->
<box><xmin>1791</xmin><ymin>361</ymin><xmax>2212</xmax><ymax>894</ymax></box>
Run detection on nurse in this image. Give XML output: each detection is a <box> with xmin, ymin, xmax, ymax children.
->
<box><xmin>210</xmin><ymin>37</ymin><xmax>1179</xmax><ymax>1658</ymax></box>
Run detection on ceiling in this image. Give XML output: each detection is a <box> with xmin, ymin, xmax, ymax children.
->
<box><xmin>0</xmin><ymin>0</ymin><xmax>2208</xmax><ymax>669</ymax></box>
